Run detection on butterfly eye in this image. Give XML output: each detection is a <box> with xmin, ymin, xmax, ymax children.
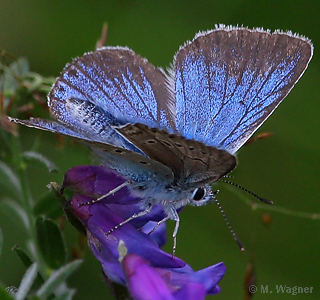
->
<box><xmin>192</xmin><ymin>187</ymin><xmax>205</xmax><ymax>201</ymax></box>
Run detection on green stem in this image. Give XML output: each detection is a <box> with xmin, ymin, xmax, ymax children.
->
<box><xmin>225</xmin><ymin>185</ymin><xmax>320</xmax><ymax>220</ymax></box>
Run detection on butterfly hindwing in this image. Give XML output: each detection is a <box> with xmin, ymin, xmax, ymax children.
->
<box><xmin>117</xmin><ymin>123</ymin><xmax>236</xmax><ymax>186</ymax></box>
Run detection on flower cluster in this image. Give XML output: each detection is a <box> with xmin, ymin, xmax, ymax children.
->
<box><xmin>62</xmin><ymin>165</ymin><xmax>226</xmax><ymax>299</ymax></box>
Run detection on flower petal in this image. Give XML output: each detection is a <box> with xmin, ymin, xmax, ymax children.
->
<box><xmin>123</xmin><ymin>254</ymin><xmax>208</xmax><ymax>300</ymax></box>
<box><xmin>62</xmin><ymin>165</ymin><xmax>140</xmax><ymax>205</ymax></box>
<box><xmin>123</xmin><ymin>254</ymin><xmax>175</xmax><ymax>300</ymax></box>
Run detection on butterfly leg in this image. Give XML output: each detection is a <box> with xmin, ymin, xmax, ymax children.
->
<box><xmin>148</xmin><ymin>216</ymin><xmax>170</xmax><ymax>235</ymax></box>
<box><xmin>107</xmin><ymin>201</ymin><xmax>154</xmax><ymax>236</ymax></box>
<box><xmin>80</xmin><ymin>181</ymin><xmax>130</xmax><ymax>206</ymax></box>
<box><xmin>169</xmin><ymin>206</ymin><xmax>180</xmax><ymax>257</ymax></box>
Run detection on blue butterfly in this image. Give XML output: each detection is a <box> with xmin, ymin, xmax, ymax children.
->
<box><xmin>11</xmin><ymin>25</ymin><xmax>313</xmax><ymax>250</ymax></box>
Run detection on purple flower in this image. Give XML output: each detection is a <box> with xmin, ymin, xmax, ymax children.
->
<box><xmin>123</xmin><ymin>254</ymin><xmax>207</xmax><ymax>300</ymax></box>
<box><xmin>62</xmin><ymin>165</ymin><xmax>226</xmax><ymax>299</ymax></box>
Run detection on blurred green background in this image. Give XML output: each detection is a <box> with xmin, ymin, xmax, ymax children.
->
<box><xmin>0</xmin><ymin>0</ymin><xmax>319</xmax><ymax>299</ymax></box>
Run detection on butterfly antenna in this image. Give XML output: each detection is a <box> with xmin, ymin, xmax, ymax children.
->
<box><xmin>213</xmin><ymin>192</ymin><xmax>245</xmax><ymax>252</ymax></box>
<box><xmin>221</xmin><ymin>180</ymin><xmax>273</xmax><ymax>205</ymax></box>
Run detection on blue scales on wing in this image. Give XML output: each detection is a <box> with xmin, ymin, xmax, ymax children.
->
<box><xmin>174</xmin><ymin>26</ymin><xmax>313</xmax><ymax>154</ymax></box>
<box><xmin>12</xmin><ymin>47</ymin><xmax>175</xmax><ymax>154</ymax></box>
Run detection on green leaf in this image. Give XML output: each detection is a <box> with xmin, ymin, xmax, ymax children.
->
<box><xmin>25</xmin><ymin>72</ymin><xmax>44</xmax><ymax>93</ymax></box>
<box><xmin>33</xmin><ymin>191</ymin><xmax>64</xmax><ymax>219</ymax></box>
<box><xmin>13</xmin><ymin>246</ymin><xmax>33</xmax><ymax>268</ymax></box>
<box><xmin>36</xmin><ymin>217</ymin><xmax>66</xmax><ymax>269</ymax></box>
<box><xmin>22</xmin><ymin>151</ymin><xmax>58</xmax><ymax>172</ymax></box>
<box><xmin>0</xmin><ymin>57</ymin><xmax>30</xmax><ymax>98</ymax></box>
<box><xmin>36</xmin><ymin>260</ymin><xmax>82</xmax><ymax>299</ymax></box>
<box><xmin>0</xmin><ymin>161</ymin><xmax>22</xmax><ymax>199</ymax></box>
<box><xmin>13</xmin><ymin>246</ymin><xmax>45</xmax><ymax>289</ymax></box>
<box><xmin>0</xmin><ymin>199</ymin><xmax>29</xmax><ymax>230</ymax></box>
<box><xmin>22</xmin><ymin>70</ymin><xmax>55</xmax><ymax>94</ymax></box>
<box><xmin>15</xmin><ymin>263</ymin><xmax>38</xmax><ymax>300</ymax></box>
<box><xmin>10</xmin><ymin>57</ymin><xmax>30</xmax><ymax>77</ymax></box>
<box><xmin>0</xmin><ymin>286</ymin><xmax>16</xmax><ymax>300</ymax></box>
<box><xmin>53</xmin><ymin>289</ymin><xmax>76</xmax><ymax>300</ymax></box>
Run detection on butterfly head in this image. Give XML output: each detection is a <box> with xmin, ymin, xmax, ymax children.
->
<box><xmin>155</xmin><ymin>183</ymin><xmax>215</xmax><ymax>214</ymax></box>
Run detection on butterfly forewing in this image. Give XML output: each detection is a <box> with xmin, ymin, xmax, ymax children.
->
<box><xmin>174</xmin><ymin>26</ymin><xmax>313</xmax><ymax>154</ymax></box>
<box><xmin>49</xmin><ymin>47</ymin><xmax>175</xmax><ymax>133</ymax></box>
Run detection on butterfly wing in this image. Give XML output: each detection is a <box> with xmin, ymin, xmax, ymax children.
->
<box><xmin>9</xmin><ymin>118</ymin><xmax>174</xmax><ymax>187</ymax></box>
<box><xmin>117</xmin><ymin>123</ymin><xmax>236</xmax><ymax>186</ymax></box>
<box><xmin>49</xmin><ymin>47</ymin><xmax>175</xmax><ymax>131</ymax></box>
<box><xmin>9</xmin><ymin>116</ymin><xmax>143</xmax><ymax>154</ymax></box>
<box><xmin>12</xmin><ymin>47</ymin><xmax>176</xmax><ymax>153</ymax></box>
<box><xmin>174</xmin><ymin>25</ymin><xmax>313</xmax><ymax>154</ymax></box>
<box><xmin>11</xmin><ymin>47</ymin><xmax>176</xmax><ymax>153</ymax></box>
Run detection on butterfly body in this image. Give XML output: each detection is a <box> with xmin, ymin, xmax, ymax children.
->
<box><xmin>10</xmin><ymin>25</ymin><xmax>313</xmax><ymax>232</ymax></box>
